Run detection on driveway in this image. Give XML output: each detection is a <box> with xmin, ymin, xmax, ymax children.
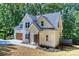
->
<box><xmin>0</xmin><ymin>39</ymin><xmax>38</xmax><ymax>48</ymax></box>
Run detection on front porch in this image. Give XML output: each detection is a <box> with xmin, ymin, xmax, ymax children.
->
<box><xmin>23</xmin><ymin>31</ymin><xmax>39</xmax><ymax>46</ymax></box>
<box><xmin>26</xmin><ymin>23</ymin><xmax>40</xmax><ymax>45</ymax></box>
<box><xmin>29</xmin><ymin>32</ymin><xmax>39</xmax><ymax>45</ymax></box>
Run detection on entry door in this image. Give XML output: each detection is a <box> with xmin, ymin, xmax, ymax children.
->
<box><xmin>34</xmin><ymin>34</ymin><xmax>39</xmax><ymax>44</ymax></box>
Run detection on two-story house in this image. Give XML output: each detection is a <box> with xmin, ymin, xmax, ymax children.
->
<box><xmin>14</xmin><ymin>12</ymin><xmax>63</xmax><ymax>48</ymax></box>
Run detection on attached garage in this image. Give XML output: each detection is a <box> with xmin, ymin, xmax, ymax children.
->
<box><xmin>16</xmin><ymin>33</ymin><xmax>23</xmax><ymax>40</ymax></box>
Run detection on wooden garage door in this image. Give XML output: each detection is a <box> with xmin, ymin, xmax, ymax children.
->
<box><xmin>16</xmin><ymin>33</ymin><xmax>22</xmax><ymax>40</ymax></box>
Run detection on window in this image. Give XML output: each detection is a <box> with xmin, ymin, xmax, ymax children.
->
<box><xmin>46</xmin><ymin>35</ymin><xmax>48</xmax><ymax>41</ymax></box>
<box><xmin>25</xmin><ymin>22</ymin><xmax>30</xmax><ymax>28</ymax></box>
<box><xmin>41</xmin><ymin>21</ymin><xmax>44</xmax><ymax>26</ymax></box>
<box><xmin>25</xmin><ymin>34</ymin><xmax>29</xmax><ymax>39</ymax></box>
<box><xmin>25</xmin><ymin>23</ymin><xmax>28</xmax><ymax>28</ymax></box>
<box><xmin>58</xmin><ymin>22</ymin><xmax>59</xmax><ymax>28</ymax></box>
<box><xmin>20</xmin><ymin>24</ymin><xmax>23</xmax><ymax>28</ymax></box>
<box><xmin>28</xmin><ymin>22</ymin><xmax>30</xmax><ymax>28</ymax></box>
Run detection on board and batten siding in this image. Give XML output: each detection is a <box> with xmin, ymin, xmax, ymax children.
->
<box><xmin>39</xmin><ymin>30</ymin><xmax>57</xmax><ymax>47</ymax></box>
<box><xmin>37</xmin><ymin>16</ymin><xmax>53</xmax><ymax>28</ymax></box>
<box><xmin>54</xmin><ymin>16</ymin><xmax>63</xmax><ymax>47</ymax></box>
<box><xmin>28</xmin><ymin>23</ymin><xmax>39</xmax><ymax>44</ymax></box>
<box><xmin>39</xmin><ymin>16</ymin><xmax>63</xmax><ymax>48</ymax></box>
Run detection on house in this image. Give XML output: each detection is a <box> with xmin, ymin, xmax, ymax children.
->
<box><xmin>14</xmin><ymin>12</ymin><xmax>63</xmax><ymax>48</ymax></box>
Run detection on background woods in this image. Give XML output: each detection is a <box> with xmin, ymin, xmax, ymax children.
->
<box><xmin>0</xmin><ymin>3</ymin><xmax>79</xmax><ymax>44</ymax></box>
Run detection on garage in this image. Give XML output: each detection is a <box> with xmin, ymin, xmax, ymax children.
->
<box><xmin>16</xmin><ymin>33</ymin><xmax>23</xmax><ymax>40</ymax></box>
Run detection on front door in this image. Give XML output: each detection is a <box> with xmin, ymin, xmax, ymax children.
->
<box><xmin>34</xmin><ymin>33</ymin><xmax>39</xmax><ymax>44</ymax></box>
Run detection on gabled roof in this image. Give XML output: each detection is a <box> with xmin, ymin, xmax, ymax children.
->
<box><xmin>32</xmin><ymin>22</ymin><xmax>41</xmax><ymax>30</ymax></box>
<box><xmin>30</xmin><ymin>16</ymin><xmax>37</xmax><ymax>22</ymax></box>
<box><xmin>21</xmin><ymin>13</ymin><xmax>33</xmax><ymax>23</ymax></box>
<box><xmin>43</xmin><ymin>12</ymin><xmax>61</xmax><ymax>29</ymax></box>
<box><xmin>34</xmin><ymin>12</ymin><xmax>61</xmax><ymax>29</ymax></box>
<box><xmin>28</xmin><ymin>22</ymin><xmax>41</xmax><ymax>31</ymax></box>
<box><xmin>15</xmin><ymin>12</ymin><xmax>62</xmax><ymax>30</ymax></box>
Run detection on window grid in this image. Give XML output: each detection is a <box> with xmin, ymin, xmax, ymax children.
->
<box><xmin>26</xmin><ymin>22</ymin><xmax>30</xmax><ymax>28</ymax></box>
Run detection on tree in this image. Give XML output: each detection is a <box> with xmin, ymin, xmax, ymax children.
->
<box><xmin>62</xmin><ymin>4</ymin><xmax>76</xmax><ymax>39</ymax></box>
<box><xmin>0</xmin><ymin>3</ymin><xmax>26</xmax><ymax>39</ymax></box>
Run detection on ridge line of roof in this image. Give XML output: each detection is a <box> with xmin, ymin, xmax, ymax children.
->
<box><xmin>20</xmin><ymin>12</ymin><xmax>61</xmax><ymax>30</ymax></box>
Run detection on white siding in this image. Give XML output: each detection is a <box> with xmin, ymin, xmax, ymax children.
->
<box><xmin>14</xmin><ymin>14</ymin><xmax>33</xmax><ymax>42</ymax></box>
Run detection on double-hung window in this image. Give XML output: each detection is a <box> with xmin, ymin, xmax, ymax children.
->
<box><xmin>41</xmin><ymin>21</ymin><xmax>44</xmax><ymax>26</ymax></box>
<box><xmin>25</xmin><ymin>34</ymin><xmax>29</xmax><ymax>39</ymax></box>
<box><xmin>26</xmin><ymin>22</ymin><xmax>30</xmax><ymax>28</ymax></box>
<box><xmin>19</xmin><ymin>24</ymin><xmax>23</xmax><ymax>29</ymax></box>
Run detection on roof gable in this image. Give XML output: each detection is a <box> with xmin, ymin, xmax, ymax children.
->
<box><xmin>28</xmin><ymin>22</ymin><xmax>40</xmax><ymax>33</ymax></box>
<box><xmin>36</xmin><ymin>12</ymin><xmax>61</xmax><ymax>29</ymax></box>
<box><xmin>43</xmin><ymin>12</ymin><xmax>61</xmax><ymax>29</ymax></box>
<box><xmin>37</xmin><ymin>16</ymin><xmax>54</xmax><ymax>29</ymax></box>
<box><xmin>21</xmin><ymin>13</ymin><xmax>33</xmax><ymax>24</ymax></box>
<box><xmin>18</xmin><ymin>12</ymin><xmax>62</xmax><ymax>30</ymax></box>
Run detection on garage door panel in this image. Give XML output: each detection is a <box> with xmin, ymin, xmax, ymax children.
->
<box><xmin>16</xmin><ymin>33</ymin><xmax>22</xmax><ymax>40</ymax></box>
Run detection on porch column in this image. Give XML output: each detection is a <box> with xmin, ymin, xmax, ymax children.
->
<box><xmin>23</xmin><ymin>22</ymin><xmax>25</xmax><ymax>42</ymax></box>
<box><xmin>30</xmin><ymin>33</ymin><xmax>35</xmax><ymax>44</ymax></box>
<box><xmin>23</xmin><ymin>32</ymin><xmax>26</xmax><ymax>42</ymax></box>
